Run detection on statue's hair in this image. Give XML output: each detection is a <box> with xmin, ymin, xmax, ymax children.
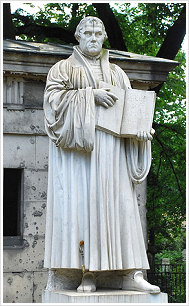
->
<box><xmin>74</xmin><ymin>16</ymin><xmax>108</xmax><ymax>42</ymax></box>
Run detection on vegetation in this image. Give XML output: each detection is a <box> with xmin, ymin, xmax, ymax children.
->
<box><xmin>4</xmin><ymin>3</ymin><xmax>186</xmax><ymax>265</ymax></box>
<box><xmin>147</xmin><ymin>48</ymin><xmax>186</xmax><ymax>265</ymax></box>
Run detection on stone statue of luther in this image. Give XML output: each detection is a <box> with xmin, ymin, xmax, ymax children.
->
<box><xmin>43</xmin><ymin>16</ymin><xmax>160</xmax><ymax>294</ymax></box>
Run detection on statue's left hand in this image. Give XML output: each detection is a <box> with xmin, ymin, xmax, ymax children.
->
<box><xmin>136</xmin><ymin>130</ymin><xmax>154</xmax><ymax>142</ymax></box>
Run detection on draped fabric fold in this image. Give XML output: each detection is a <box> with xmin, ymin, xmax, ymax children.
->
<box><xmin>44</xmin><ymin>46</ymin><xmax>150</xmax><ymax>271</ymax></box>
<box><xmin>125</xmin><ymin>139</ymin><xmax>152</xmax><ymax>184</ymax></box>
<box><xmin>44</xmin><ymin>57</ymin><xmax>95</xmax><ymax>152</ymax></box>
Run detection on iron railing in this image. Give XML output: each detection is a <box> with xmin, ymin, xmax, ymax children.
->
<box><xmin>147</xmin><ymin>264</ymin><xmax>186</xmax><ymax>303</ymax></box>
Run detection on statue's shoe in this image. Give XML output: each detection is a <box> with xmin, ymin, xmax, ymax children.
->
<box><xmin>77</xmin><ymin>272</ymin><xmax>96</xmax><ymax>293</ymax></box>
<box><xmin>122</xmin><ymin>271</ymin><xmax>160</xmax><ymax>294</ymax></box>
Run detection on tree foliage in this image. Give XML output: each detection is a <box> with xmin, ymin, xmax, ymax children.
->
<box><xmin>6</xmin><ymin>3</ymin><xmax>186</xmax><ymax>261</ymax></box>
<box><xmin>147</xmin><ymin>49</ymin><xmax>186</xmax><ymax>260</ymax></box>
<box><xmin>112</xmin><ymin>3</ymin><xmax>185</xmax><ymax>58</ymax></box>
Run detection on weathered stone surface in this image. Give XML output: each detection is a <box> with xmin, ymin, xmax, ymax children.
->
<box><xmin>121</xmin><ymin>89</ymin><xmax>156</xmax><ymax>137</ymax></box>
<box><xmin>3</xmin><ymin>108</ymin><xmax>46</xmax><ymax>135</ymax></box>
<box><xmin>4</xmin><ymin>52</ymin><xmax>52</xmax><ymax>76</ymax></box>
<box><xmin>24</xmin><ymin>169</ymin><xmax>48</xmax><ymax>201</ymax></box>
<box><xmin>23</xmin><ymin>79</ymin><xmax>45</xmax><ymax>107</ymax></box>
<box><xmin>135</xmin><ymin>180</ymin><xmax>148</xmax><ymax>249</ymax></box>
<box><xmin>3</xmin><ymin>134</ymin><xmax>35</xmax><ymax>168</ymax></box>
<box><xmin>33</xmin><ymin>271</ymin><xmax>48</xmax><ymax>303</ymax></box>
<box><xmin>4</xmin><ymin>40</ymin><xmax>178</xmax><ymax>90</ymax></box>
<box><xmin>42</xmin><ymin>289</ymin><xmax>168</xmax><ymax>303</ymax></box>
<box><xmin>24</xmin><ymin>201</ymin><xmax>46</xmax><ymax>236</ymax></box>
<box><xmin>3</xmin><ymin>236</ymin><xmax>47</xmax><ymax>272</ymax></box>
<box><xmin>3</xmin><ymin>271</ymin><xmax>34</xmax><ymax>303</ymax></box>
<box><xmin>36</xmin><ymin>136</ymin><xmax>49</xmax><ymax>169</ymax></box>
<box><xmin>3</xmin><ymin>271</ymin><xmax>48</xmax><ymax>303</ymax></box>
<box><xmin>3</xmin><ymin>76</ymin><xmax>24</xmax><ymax>105</ymax></box>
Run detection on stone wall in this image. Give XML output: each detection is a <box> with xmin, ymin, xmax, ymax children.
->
<box><xmin>3</xmin><ymin>78</ymin><xmax>49</xmax><ymax>302</ymax></box>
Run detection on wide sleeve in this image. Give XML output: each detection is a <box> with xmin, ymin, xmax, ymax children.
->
<box><xmin>43</xmin><ymin>60</ymin><xmax>95</xmax><ymax>152</ymax></box>
<box><xmin>125</xmin><ymin>138</ymin><xmax>152</xmax><ymax>184</ymax></box>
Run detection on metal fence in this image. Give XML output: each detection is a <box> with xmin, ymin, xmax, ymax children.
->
<box><xmin>147</xmin><ymin>264</ymin><xmax>186</xmax><ymax>303</ymax></box>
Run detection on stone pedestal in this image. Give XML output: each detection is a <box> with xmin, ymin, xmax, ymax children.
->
<box><xmin>42</xmin><ymin>289</ymin><xmax>168</xmax><ymax>303</ymax></box>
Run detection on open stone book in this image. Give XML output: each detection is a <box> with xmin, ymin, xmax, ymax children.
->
<box><xmin>96</xmin><ymin>81</ymin><xmax>156</xmax><ymax>138</ymax></box>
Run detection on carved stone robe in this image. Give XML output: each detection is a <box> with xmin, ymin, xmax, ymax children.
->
<box><xmin>43</xmin><ymin>46</ymin><xmax>151</xmax><ymax>271</ymax></box>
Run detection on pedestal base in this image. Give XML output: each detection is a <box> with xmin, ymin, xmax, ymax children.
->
<box><xmin>42</xmin><ymin>289</ymin><xmax>168</xmax><ymax>303</ymax></box>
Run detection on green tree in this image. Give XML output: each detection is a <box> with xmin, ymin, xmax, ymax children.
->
<box><xmin>4</xmin><ymin>2</ymin><xmax>186</xmax><ymax>263</ymax></box>
<box><xmin>147</xmin><ymin>49</ymin><xmax>186</xmax><ymax>263</ymax></box>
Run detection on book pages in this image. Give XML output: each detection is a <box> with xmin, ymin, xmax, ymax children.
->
<box><xmin>121</xmin><ymin>89</ymin><xmax>156</xmax><ymax>137</ymax></box>
<box><xmin>95</xmin><ymin>81</ymin><xmax>125</xmax><ymax>136</ymax></box>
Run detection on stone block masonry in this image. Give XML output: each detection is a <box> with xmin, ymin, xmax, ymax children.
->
<box><xmin>3</xmin><ymin>95</ymin><xmax>49</xmax><ymax>303</ymax></box>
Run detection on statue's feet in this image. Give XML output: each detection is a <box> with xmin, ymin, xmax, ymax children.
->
<box><xmin>77</xmin><ymin>272</ymin><xmax>96</xmax><ymax>293</ymax></box>
<box><xmin>122</xmin><ymin>271</ymin><xmax>160</xmax><ymax>294</ymax></box>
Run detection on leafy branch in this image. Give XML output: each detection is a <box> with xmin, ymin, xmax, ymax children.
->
<box><xmin>155</xmin><ymin>135</ymin><xmax>185</xmax><ymax>202</ymax></box>
<box><xmin>153</xmin><ymin>122</ymin><xmax>185</xmax><ymax>137</ymax></box>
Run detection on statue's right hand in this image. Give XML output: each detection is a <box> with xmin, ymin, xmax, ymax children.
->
<box><xmin>93</xmin><ymin>88</ymin><xmax>118</xmax><ymax>108</ymax></box>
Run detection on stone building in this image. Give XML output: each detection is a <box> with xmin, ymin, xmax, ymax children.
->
<box><xmin>3</xmin><ymin>39</ymin><xmax>178</xmax><ymax>303</ymax></box>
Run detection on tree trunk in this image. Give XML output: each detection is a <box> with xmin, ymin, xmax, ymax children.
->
<box><xmin>148</xmin><ymin>228</ymin><xmax>156</xmax><ymax>271</ymax></box>
<box><xmin>154</xmin><ymin>6</ymin><xmax>186</xmax><ymax>93</ymax></box>
<box><xmin>15</xmin><ymin>24</ymin><xmax>77</xmax><ymax>44</ymax></box>
<box><xmin>93</xmin><ymin>3</ymin><xmax>128</xmax><ymax>51</ymax></box>
<box><xmin>156</xmin><ymin>6</ymin><xmax>186</xmax><ymax>60</ymax></box>
<box><xmin>3</xmin><ymin>3</ymin><xmax>15</xmax><ymax>39</ymax></box>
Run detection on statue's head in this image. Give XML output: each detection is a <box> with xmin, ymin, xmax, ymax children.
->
<box><xmin>75</xmin><ymin>16</ymin><xmax>108</xmax><ymax>57</ymax></box>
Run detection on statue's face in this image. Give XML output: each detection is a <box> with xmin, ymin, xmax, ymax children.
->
<box><xmin>79</xmin><ymin>21</ymin><xmax>104</xmax><ymax>56</ymax></box>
